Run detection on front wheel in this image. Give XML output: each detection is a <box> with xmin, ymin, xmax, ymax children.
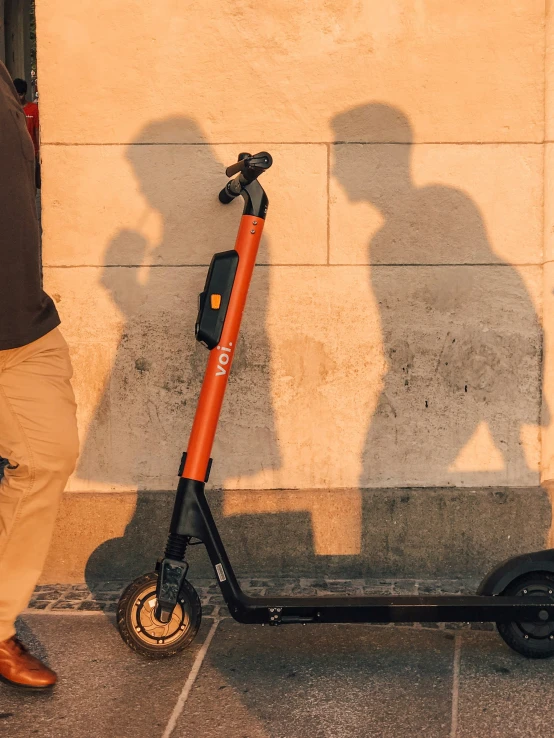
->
<box><xmin>496</xmin><ymin>572</ymin><xmax>554</xmax><ymax>659</ymax></box>
<box><xmin>117</xmin><ymin>571</ymin><xmax>201</xmax><ymax>658</ymax></box>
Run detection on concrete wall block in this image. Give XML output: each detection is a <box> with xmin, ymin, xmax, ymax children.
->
<box><xmin>266</xmin><ymin>265</ymin><xmax>542</xmax><ymax>489</ymax></box>
<box><xmin>542</xmin><ymin>141</ymin><xmax>554</xmax><ymax>486</ymax></box>
<box><xmin>330</xmin><ymin>143</ymin><xmax>543</xmax><ymax>266</ymax></box>
<box><xmin>45</xmin><ymin>265</ymin><xmax>205</xmax><ymax>491</ymax></box>
<box><xmin>43</xmin><ymin>268</ymin><xmax>125</xmax><ymax>344</ymax></box>
<box><xmin>541</xmin><ymin>261</ymin><xmax>554</xmax><ymax>483</ymax></box>
<box><xmin>40</xmin><ymin>143</ymin><xmax>327</xmax><ymax>267</ymax></box>
<box><xmin>544</xmin><ymin>144</ymin><xmax>554</xmax><ymax>263</ymax></box>
<box><xmin>546</xmin><ymin>1</ymin><xmax>554</xmax><ymax>142</ymax></box>
<box><xmin>45</xmin><ymin>264</ymin><xmax>284</xmax><ymax>491</ymax></box>
<box><xmin>37</xmin><ymin>0</ymin><xmax>543</xmax><ymax>144</ymax></box>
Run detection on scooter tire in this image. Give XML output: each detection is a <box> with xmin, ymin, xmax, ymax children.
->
<box><xmin>117</xmin><ymin>571</ymin><xmax>202</xmax><ymax>659</ymax></box>
<box><xmin>496</xmin><ymin>571</ymin><xmax>554</xmax><ymax>659</ymax></box>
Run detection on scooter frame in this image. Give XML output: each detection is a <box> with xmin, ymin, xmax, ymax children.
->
<box><xmin>148</xmin><ymin>152</ymin><xmax>554</xmax><ymax>635</ymax></box>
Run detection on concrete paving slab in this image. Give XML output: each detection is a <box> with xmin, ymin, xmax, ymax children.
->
<box><xmin>175</xmin><ymin>621</ymin><xmax>455</xmax><ymax>738</ymax></box>
<box><xmin>4</xmin><ymin>615</ymin><xmax>553</xmax><ymax>738</ymax></box>
<box><xmin>456</xmin><ymin>631</ymin><xmax>554</xmax><ymax>738</ymax></box>
<box><xmin>0</xmin><ymin>614</ymin><xmax>212</xmax><ymax>738</ymax></box>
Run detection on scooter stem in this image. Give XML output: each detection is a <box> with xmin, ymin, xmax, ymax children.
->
<box><xmin>154</xmin><ymin>156</ymin><xmax>271</xmax><ymax>624</ymax></box>
<box><xmin>183</xmin><ymin>213</ymin><xmax>265</xmax><ymax>482</ymax></box>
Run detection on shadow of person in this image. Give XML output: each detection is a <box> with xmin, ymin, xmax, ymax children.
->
<box><xmin>82</xmin><ymin>118</ymin><xmax>281</xmax><ymax>597</ymax></box>
<box><xmin>332</xmin><ymin>103</ymin><xmax>547</xmax><ymax>488</ymax></box>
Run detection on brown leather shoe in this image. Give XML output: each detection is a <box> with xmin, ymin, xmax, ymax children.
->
<box><xmin>0</xmin><ymin>637</ymin><xmax>57</xmax><ymax>690</ymax></box>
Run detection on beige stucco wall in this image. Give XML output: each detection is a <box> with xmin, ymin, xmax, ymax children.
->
<box><xmin>34</xmin><ymin>1</ymin><xmax>554</xmax><ymax>562</ymax></box>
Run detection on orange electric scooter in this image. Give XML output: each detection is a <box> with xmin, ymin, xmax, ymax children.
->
<box><xmin>117</xmin><ymin>152</ymin><xmax>554</xmax><ymax>660</ymax></box>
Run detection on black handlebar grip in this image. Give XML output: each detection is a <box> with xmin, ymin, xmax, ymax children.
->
<box><xmin>225</xmin><ymin>152</ymin><xmax>252</xmax><ymax>178</ymax></box>
<box><xmin>218</xmin><ymin>185</ymin><xmax>235</xmax><ymax>204</ymax></box>
<box><xmin>225</xmin><ymin>161</ymin><xmax>244</xmax><ymax>178</ymax></box>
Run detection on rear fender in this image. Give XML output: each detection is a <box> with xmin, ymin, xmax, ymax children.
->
<box><xmin>477</xmin><ymin>549</ymin><xmax>554</xmax><ymax>595</ymax></box>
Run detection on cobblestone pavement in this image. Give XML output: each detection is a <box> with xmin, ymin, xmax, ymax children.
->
<box><xmin>26</xmin><ymin>577</ymin><xmax>495</xmax><ymax>630</ymax></box>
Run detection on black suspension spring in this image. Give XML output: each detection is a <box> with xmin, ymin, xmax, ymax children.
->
<box><xmin>164</xmin><ymin>532</ymin><xmax>189</xmax><ymax>560</ymax></box>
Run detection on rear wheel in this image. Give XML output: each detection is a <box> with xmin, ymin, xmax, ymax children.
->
<box><xmin>117</xmin><ymin>571</ymin><xmax>201</xmax><ymax>658</ymax></box>
<box><xmin>496</xmin><ymin>572</ymin><xmax>554</xmax><ymax>659</ymax></box>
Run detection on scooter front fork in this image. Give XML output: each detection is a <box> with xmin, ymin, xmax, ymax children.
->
<box><xmin>154</xmin><ymin>475</ymin><xmax>209</xmax><ymax>622</ymax></box>
<box><xmin>155</xmin><ymin>533</ymin><xmax>190</xmax><ymax>623</ymax></box>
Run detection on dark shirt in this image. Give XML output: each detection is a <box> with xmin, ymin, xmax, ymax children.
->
<box><xmin>0</xmin><ymin>62</ymin><xmax>58</xmax><ymax>350</ymax></box>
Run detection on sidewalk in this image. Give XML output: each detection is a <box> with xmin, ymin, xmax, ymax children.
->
<box><xmin>1</xmin><ymin>580</ymin><xmax>554</xmax><ymax>738</ymax></box>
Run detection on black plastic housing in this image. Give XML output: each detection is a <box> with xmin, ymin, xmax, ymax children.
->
<box><xmin>195</xmin><ymin>250</ymin><xmax>239</xmax><ymax>349</ymax></box>
<box><xmin>477</xmin><ymin>549</ymin><xmax>554</xmax><ymax>595</ymax></box>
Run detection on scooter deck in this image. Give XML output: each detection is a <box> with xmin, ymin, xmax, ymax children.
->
<box><xmin>227</xmin><ymin>591</ymin><xmax>554</xmax><ymax>625</ymax></box>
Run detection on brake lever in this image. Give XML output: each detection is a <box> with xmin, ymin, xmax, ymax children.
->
<box><xmin>245</xmin><ymin>152</ymin><xmax>272</xmax><ymax>171</ymax></box>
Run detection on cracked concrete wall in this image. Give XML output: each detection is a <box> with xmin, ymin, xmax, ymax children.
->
<box><xmin>33</xmin><ymin>1</ymin><xmax>554</xmax><ymax>578</ymax></box>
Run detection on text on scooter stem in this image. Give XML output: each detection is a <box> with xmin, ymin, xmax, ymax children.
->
<box><xmin>215</xmin><ymin>343</ymin><xmax>233</xmax><ymax>376</ymax></box>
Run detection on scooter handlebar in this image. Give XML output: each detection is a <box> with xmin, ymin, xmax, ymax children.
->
<box><xmin>225</xmin><ymin>151</ymin><xmax>272</xmax><ymax>178</ymax></box>
<box><xmin>219</xmin><ymin>151</ymin><xmax>273</xmax><ymax>205</ymax></box>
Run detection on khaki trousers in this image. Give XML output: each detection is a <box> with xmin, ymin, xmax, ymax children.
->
<box><xmin>0</xmin><ymin>328</ymin><xmax>78</xmax><ymax>641</ymax></box>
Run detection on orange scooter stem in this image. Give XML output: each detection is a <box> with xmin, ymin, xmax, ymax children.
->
<box><xmin>183</xmin><ymin>214</ymin><xmax>264</xmax><ymax>483</ymax></box>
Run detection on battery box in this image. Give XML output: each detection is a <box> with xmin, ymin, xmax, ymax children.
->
<box><xmin>195</xmin><ymin>250</ymin><xmax>239</xmax><ymax>349</ymax></box>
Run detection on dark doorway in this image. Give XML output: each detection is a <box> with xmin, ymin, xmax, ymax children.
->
<box><xmin>2</xmin><ymin>0</ymin><xmax>35</xmax><ymax>97</ymax></box>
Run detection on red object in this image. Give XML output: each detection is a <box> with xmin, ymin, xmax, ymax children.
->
<box><xmin>23</xmin><ymin>102</ymin><xmax>39</xmax><ymax>155</ymax></box>
<box><xmin>183</xmin><ymin>214</ymin><xmax>265</xmax><ymax>482</ymax></box>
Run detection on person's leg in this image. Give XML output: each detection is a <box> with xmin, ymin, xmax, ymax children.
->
<box><xmin>0</xmin><ymin>327</ymin><xmax>79</xmax><ymax>641</ymax></box>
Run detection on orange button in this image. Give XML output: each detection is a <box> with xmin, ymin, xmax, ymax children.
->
<box><xmin>210</xmin><ymin>294</ymin><xmax>221</xmax><ymax>309</ymax></box>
